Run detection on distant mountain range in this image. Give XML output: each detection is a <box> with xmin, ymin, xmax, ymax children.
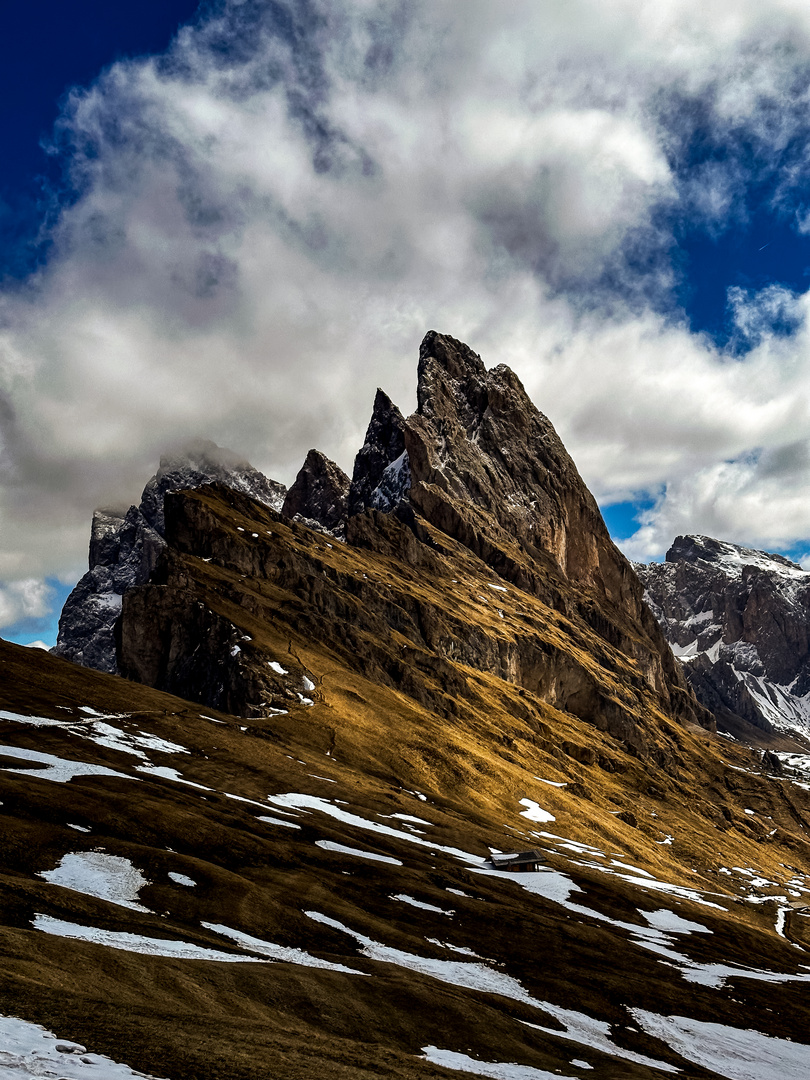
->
<box><xmin>2</xmin><ymin>332</ymin><xmax>810</xmax><ymax>1079</ymax></box>
<box><xmin>638</xmin><ymin>534</ymin><xmax>810</xmax><ymax>748</ymax></box>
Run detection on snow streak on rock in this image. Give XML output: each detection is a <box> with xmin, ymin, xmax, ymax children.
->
<box><xmin>638</xmin><ymin>534</ymin><xmax>810</xmax><ymax>739</ymax></box>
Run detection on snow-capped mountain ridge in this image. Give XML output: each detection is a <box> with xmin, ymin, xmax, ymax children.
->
<box><xmin>639</xmin><ymin>534</ymin><xmax>810</xmax><ymax>741</ymax></box>
<box><xmin>666</xmin><ymin>533</ymin><xmax>808</xmax><ymax>580</ymax></box>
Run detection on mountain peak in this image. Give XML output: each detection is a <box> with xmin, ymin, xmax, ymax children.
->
<box><xmin>667</xmin><ymin>534</ymin><xmax>806</xmax><ymax>578</ymax></box>
<box><xmin>282</xmin><ymin>449</ymin><xmax>350</xmax><ymax>536</ymax></box>
<box><xmin>416</xmin><ymin>331</ymin><xmax>487</xmax><ymax>416</ymax></box>
<box><xmin>54</xmin><ymin>440</ymin><xmax>286</xmax><ymax>673</ymax></box>
<box><xmin>640</xmin><ymin>533</ymin><xmax>810</xmax><ymax>740</ymax></box>
<box><xmin>348</xmin><ymin>387</ymin><xmax>407</xmax><ymax>516</ymax></box>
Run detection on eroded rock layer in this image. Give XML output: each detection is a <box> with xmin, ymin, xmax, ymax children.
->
<box><xmin>54</xmin><ymin>440</ymin><xmax>286</xmax><ymax>674</ymax></box>
<box><xmin>117</xmin><ymin>333</ymin><xmax>712</xmax><ymax>763</ymax></box>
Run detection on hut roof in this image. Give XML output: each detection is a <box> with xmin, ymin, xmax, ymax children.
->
<box><xmin>490</xmin><ymin>849</ymin><xmax>543</xmax><ymax>868</ymax></box>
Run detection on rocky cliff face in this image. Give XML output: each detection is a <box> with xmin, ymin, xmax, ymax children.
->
<box><xmin>348</xmin><ymin>388</ymin><xmax>408</xmax><ymax>515</ymax></box>
<box><xmin>54</xmin><ymin>440</ymin><xmax>286</xmax><ymax>673</ymax></box>
<box><xmin>115</xmin><ymin>332</ymin><xmax>712</xmax><ymax>767</ymax></box>
<box><xmin>281</xmin><ymin>449</ymin><xmax>349</xmax><ymax>536</ymax></box>
<box><xmin>344</xmin><ymin>332</ymin><xmax>699</xmax><ymax>728</ymax></box>
<box><xmin>637</xmin><ymin>534</ymin><xmax>810</xmax><ymax>741</ymax></box>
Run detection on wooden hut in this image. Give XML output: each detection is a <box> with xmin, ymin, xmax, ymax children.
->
<box><xmin>489</xmin><ymin>849</ymin><xmax>543</xmax><ymax>872</ymax></box>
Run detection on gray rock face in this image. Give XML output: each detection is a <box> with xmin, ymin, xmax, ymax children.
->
<box><xmin>389</xmin><ymin>331</ymin><xmax>653</xmax><ymax>614</ymax></box>
<box><xmin>282</xmin><ymin>449</ymin><xmax>350</xmax><ymax>535</ymax></box>
<box><xmin>637</xmin><ymin>535</ymin><xmax>810</xmax><ymax>739</ymax></box>
<box><xmin>54</xmin><ymin>440</ymin><xmax>286</xmax><ymax>674</ymax></box>
<box><xmin>343</xmin><ymin>330</ymin><xmax>710</xmax><ymax>735</ymax></box>
<box><xmin>348</xmin><ymin>389</ymin><xmax>408</xmax><ymax>515</ymax></box>
<box><xmin>139</xmin><ymin>441</ymin><xmax>286</xmax><ymax>534</ymax></box>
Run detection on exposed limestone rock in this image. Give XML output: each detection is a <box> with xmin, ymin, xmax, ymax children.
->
<box><xmin>348</xmin><ymin>389</ymin><xmax>408</xmax><ymax>515</ymax></box>
<box><xmin>54</xmin><ymin>440</ymin><xmax>286</xmax><ymax>674</ymax></box>
<box><xmin>139</xmin><ymin>440</ymin><xmax>286</xmax><ymax>535</ymax></box>
<box><xmin>118</xmin><ymin>333</ymin><xmax>714</xmax><ymax>763</ymax></box>
<box><xmin>638</xmin><ymin>534</ymin><xmax>810</xmax><ymax>741</ymax></box>
<box><xmin>281</xmin><ymin>449</ymin><xmax>350</xmax><ymax>536</ymax></box>
<box><xmin>352</xmin><ymin>331</ymin><xmax>706</xmax><ymax>733</ymax></box>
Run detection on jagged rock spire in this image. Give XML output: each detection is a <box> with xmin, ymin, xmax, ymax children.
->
<box><xmin>348</xmin><ymin>388</ymin><xmax>409</xmax><ymax>516</ymax></box>
<box><xmin>282</xmin><ymin>449</ymin><xmax>350</xmax><ymax>534</ymax></box>
<box><xmin>404</xmin><ymin>331</ymin><xmax>620</xmax><ymax>595</ymax></box>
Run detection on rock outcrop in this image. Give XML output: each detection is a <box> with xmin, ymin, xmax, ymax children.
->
<box><xmin>116</xmin><ymin>332</ymin><xmax>713</xmax><ymax>763</ymax></box>
<box><xmin>348</xmin><ymin>389</ymin><xmax>408</xmax><ymax>515</ymax></box>
<box><xmin>281</xmin><ymin>449</ymin><xmax>350</xmax><ymax>536</ymax></box>
<box><xmin>347</xmin><ymin>331</ymin><xmax>702</xmax><ymax>731</ymax></box>
<box><xmin>54</xmin><ymin>440</ymin><xmax>286</xmax><ymax>673</ymax></box>
<box><xmin>637</xmin><ymin>534</ymin><xmax>810</xmax><ymax>740</ymax></box>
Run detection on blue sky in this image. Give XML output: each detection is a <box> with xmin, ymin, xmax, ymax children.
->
<box><xmin>6</xmin><ymin>1</ymin><xmax>810</xmax><ymax>647</ymax></box>
<box><xmin>0</xmin><ymin>0</ymin><xmax>201</xmax><ymax>646</ymax></box>
<box><xmin>0</xmin><ymin>2</ymin><xmax>202</xmax><ymax>279</ymax></box>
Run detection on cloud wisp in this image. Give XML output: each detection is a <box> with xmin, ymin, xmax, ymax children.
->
<box><xmin>7</xmin><ymin>0</ymin><xmax>810</xmax><ymax>626</ymax></box>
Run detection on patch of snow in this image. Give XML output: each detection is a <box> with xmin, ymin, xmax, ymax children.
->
<box><xmin>0</xmin><ymin>1013</ymin><xmax>169</xmax><ymax>1079</ymax></box>
<box><xmin>390</xmin><ymin>894</ymin><xmax>453</xmax><ymax>915</ymax></box>
<box><xmin>306</xmin><ymin>910</ymin><xmax>552</xmax><ymax>1006</ymax></box>
<box><xmin>519</xmin><ymin>799</ymin><xmax>556</xmax><ymax>824</ymax></box>
<box><xmin>40</xmin><ymin>852</ymin><xmax>150</xmax><ymax>912</ymax></box>
<box><xmin>302</xmin><ymin>676</ymin><xmax>315</xmax><ymax>692</ymax></box>
<box><xmin>632</xmin><ymin>1010</ymin><xmax>810</xmax><ymax>1080</ymax></box>
<box><xmin>67</xmin><ymin>824</ymin><xmax>91</xmax><ymax>833</ymax></box>
<box><xmin>643</xmin><ymin>909</ymin><xmax>712</xmax><ymax>935</ymax></box>
<box><xmin>0</xmin><ymin>745</ymin><xmax>131</xmax><ymax>785</ymax></box>
<box><xmin>32</xmin><ymin>915</ymin><xmax>268</xmax><ymax>963</ymax></box>
<box><xmin>134</xmin><ymin>765</ymin><xmax>211</xmax><ymax>790</ymax></box>
<box><xmin>382</xmin><ymin>813</ymin><xmax>433</xmax><ymax>826</ymax></box>
<box><xmin>426</xmin><ymin>939</ymin><xmax>480</xmax><ymax>957</ymax></box>
<box><xmin>268</xmin><ymin>661</ymin><xmax>288</xmax><ymax>675</ymax></box>
<box><xmin>671</xmin><ymin>639</ymin><xmax>699</xmax><ymax>658</ymax></box>
<box><xmin>470</xmin><ymin>863</ymin><xmax>583</xmax><ymax>906</ymax></box>
<box><xmin>0</xmin><ymin>711</ymin><xmax>188</xmax><ymax>759</ymax></box>
<box><xmin>168</xmin><ymin>872</ymin><xmax>196</xmax><ymax>887</ymax></box>
<box><xmin>421</xmin><ymin>1047</ymin><xmax>575</xmax><ymax>1080</ymax></box>
<box><xmin>609</xmin><ymin>860</ymin><xmax>655</xmax><ymax>878</ymax></box>
<box><xmin>487</xmin><ymin>584</ymin><xmax>508</xmax><ymax>593</ymax></box>
<box><xmin>316</xmin><ymin>841</ymin><xmax>402</xmax><ymax>865</ymax></box>
<box><xmin>521</xmin><ymin>1002</ymin><xmax>679</xmax><ymax>1073</ymax></box>
<box><xmin>267</xmin><ymin>792</ymin><xmax>479</xmax><ymax>864</ymax></box>
<box><xmin>257</xmin><ymin>815</ymin><xmax>302</xmax><ymax>829</ymax></box>
<box><xmin>201</xmin><ymin>922</ymin><xmax>364</xmax><ymax>974</ymax></box>
<box><xmin>532</xmin><ymin>777</ymin><xmax>567</xmax><ymax>788</ymax></box>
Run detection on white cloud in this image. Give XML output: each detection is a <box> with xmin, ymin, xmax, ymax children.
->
<box><xmin>0</xmin><ymin>579</ymin><xmax>53</xmax><ymax>631</ymax></box>
<box><xmin>5</xmin><ymin>0</ymin><xmax>810</xmax><ymax>586</ymax></box>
